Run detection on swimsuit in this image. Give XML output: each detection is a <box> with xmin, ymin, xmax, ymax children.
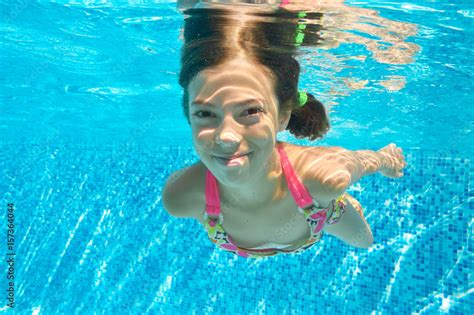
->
<box><xmin>203</xmin><ymin>143</ymin><xmax>348</xmax><ymax>258</ymax></box>
<box><xmin>203</xmin><ymin>144</ymin><xmax>350</xmax><ymax>258</ymax></box>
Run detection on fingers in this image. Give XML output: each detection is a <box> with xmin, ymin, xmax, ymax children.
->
<box><xmin>385</xmin><ymin>143</ymin><xmax>407</xmax><ymax>175</ymax></box>
<box><xmin>391</xmin><ymin>145</ymin><xmax>407</xmax><ymax>168</ymax></box>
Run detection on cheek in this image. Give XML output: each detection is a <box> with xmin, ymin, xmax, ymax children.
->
<box><xmin>193</xmin><ymin>128</ymin><xmax>214</xmax><ymax>151</ymax></box>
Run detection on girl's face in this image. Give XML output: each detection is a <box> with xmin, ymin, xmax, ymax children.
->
<box><xmin>187</xmin><ymin>57</ymin><xmax>291</xmax><ymax>185</ymax></box>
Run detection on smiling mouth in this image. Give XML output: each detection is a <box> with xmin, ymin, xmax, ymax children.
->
<box><xmin>213</xmin><ymin>152</ymin><xmax>252</xmax><ymax>166</ymax></box>
<box><xmin>215</xmin><ymin>152</ymin><xmax>251</xmax><ymax>160</ymax></box>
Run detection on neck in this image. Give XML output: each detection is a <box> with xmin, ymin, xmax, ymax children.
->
<box><xmin>218</xmin><ymin>143</ymin><xmax>287</xmax><ymax>210</ymax></box>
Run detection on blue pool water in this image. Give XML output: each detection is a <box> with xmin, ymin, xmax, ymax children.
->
<box><xmin>0</xmin><ymin>0</ymin><xmax>472</xmax><ymax>314</ymax></box>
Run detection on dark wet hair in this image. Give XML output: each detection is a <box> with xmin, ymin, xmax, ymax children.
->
<box><xmin>178</xmin><ymin>8</ymin><xmax>330</xmax><ymax>141</ymax></box>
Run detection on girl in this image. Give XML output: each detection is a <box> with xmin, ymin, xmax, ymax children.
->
<box><xmin>163</xmin><ymin>5</ymin><xmax>406</xmax><ymax>258</ymax></box>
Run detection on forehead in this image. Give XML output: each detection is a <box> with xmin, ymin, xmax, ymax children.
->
<box><xmin>188</xmin><ymin>59</ymin><xmax>276</xmax><ymax>104</ymax></box>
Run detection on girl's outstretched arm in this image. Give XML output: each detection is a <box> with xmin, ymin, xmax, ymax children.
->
<box><xmin>320</xmin><ymin>143</ymin><xmax>407</xmax><ymax>186</ymax></box>
<box><xmin>309</xmin><ymin>143</ymin><xmax>406</xmax><ymax>248</ymax></box>
<box><xmin>346</xmin><ymin>143</ymin><xmax>406</xmax><ymax>184</ymax></box>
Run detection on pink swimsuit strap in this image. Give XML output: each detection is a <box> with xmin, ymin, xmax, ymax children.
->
<box><xmin>276</xmin><ymin>145</ymin><xmax>314</xmax><ymax>209</ymax></box>
<box><xmin>205</xmin><ymin>169</ymin><xmax>221</xmax><ymax>217</ymax></box>
<box><xmin>205</xmin><ymin>144</ymin><xmax>314</xmax><ymax>218</ymax></box>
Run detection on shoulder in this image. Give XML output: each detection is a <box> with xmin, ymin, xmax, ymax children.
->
<box><xmin>284</xmin><ymin>142</ymin><xmax>350</xmax><ymax>206</ymax></box>
<box><xmin>161</xmin><ymin>161</ymin><xmax>206</xmax><ymax>220</ymax></box>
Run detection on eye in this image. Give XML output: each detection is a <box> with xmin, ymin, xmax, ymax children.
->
<box><xmin>245</xmin><ymin>107</ymin><xmax>264</xmax><ymax>116</ymax></box>
<box><xmin>192</xmin><ymin>111</ymin><xmax>212</xmax><ymax>119</ymax></box>
<box><xmin>192</xmin><ymin>106</ymin><xmax>264</xmax><ymax>119</ymax></box>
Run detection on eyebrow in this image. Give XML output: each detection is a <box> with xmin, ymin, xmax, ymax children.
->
<box><xmin>191</xmin><ymin>98</ymin><xmax>264</xmax><ymax>107</ymax></box>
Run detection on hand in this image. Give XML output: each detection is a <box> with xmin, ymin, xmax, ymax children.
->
<box><xmin>377</xmin><ymin>143</ymin><xmax>407</xmax><ymax>178</ymax></box>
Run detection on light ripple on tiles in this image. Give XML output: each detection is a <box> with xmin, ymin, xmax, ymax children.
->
<box><xmin>78</xmin><ymin>207</ymin><xmax>98</xmax><ymax>266</ymax></box>
<box><xmin>94</xmin><ymin>260</ymin><xmax>108</xmax><ymax>286</ymax></box>
<box><xmin>45</xmin><ymin>210</ymin><xmax>88</xmax><ymax>287</ymax></box>
<box><xmin>379</xmin><ymin>233</ymin><xmax>416</xmax><ymax>305</ymax></box>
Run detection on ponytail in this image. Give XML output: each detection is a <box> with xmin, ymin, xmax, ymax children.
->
<box><xmin>286</xmin><ymin>93</ymin><xmax>330</xmax><ymax>141</ymax></box>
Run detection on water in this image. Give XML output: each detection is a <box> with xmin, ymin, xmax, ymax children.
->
<box><xmin>0</xmin><ymin>0</ymin><xmax>472</xmax><ymax>314</ymax></box>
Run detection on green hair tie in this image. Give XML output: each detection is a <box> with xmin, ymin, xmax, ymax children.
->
<box><xmin>298</xmin><ymin>12</ymin><xmax>307</xmax><ymax>18</ymax></box>
<box><xmin>295</xmin><ymin>12</ymin><xmax>307</xmax><ymax>46</ymax></box>
<box><xmin>295</xmin><ymin>31</ymin><xmax>305</xmax><ymax>45</ymax></box>
<box><xmin>298</xmin><ymin>91</ymin><xmax>308</xmax><ymax>107</ymax></box>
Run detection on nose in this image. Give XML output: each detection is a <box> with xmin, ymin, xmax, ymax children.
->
<box><xmin>215</xmin><ymin>117</ymin><xmax>242</xmax><ymax>146</ymax></box>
